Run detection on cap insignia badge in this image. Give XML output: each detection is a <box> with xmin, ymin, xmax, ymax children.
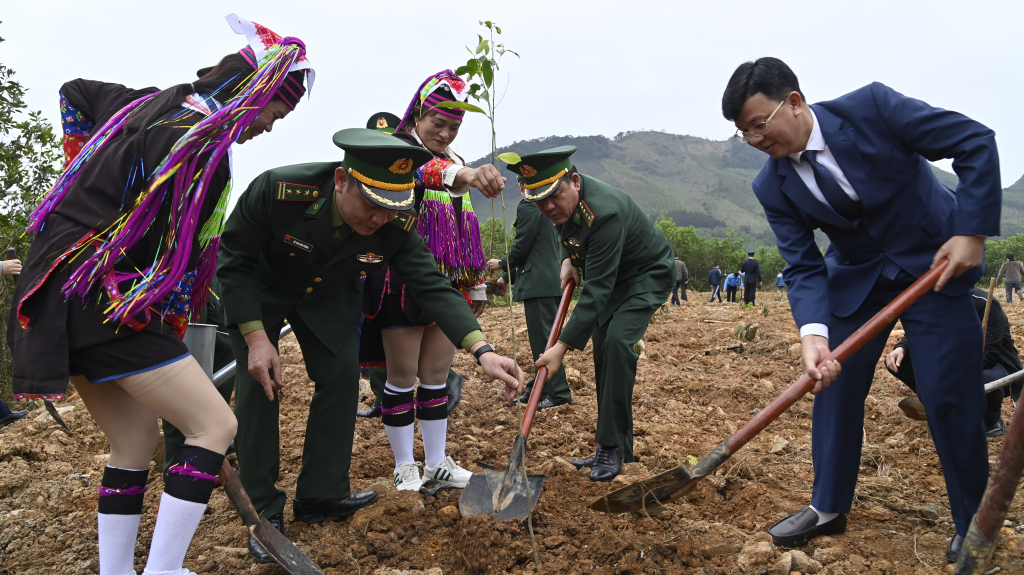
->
<box><xmin>569</xmin><ymin>238</ymin><xmax>580</xmax><ymax>247</ymax></box>
<box><xmin>520</xmin><ymin>165</ymin><xmax>538</xmax><ymax>178</ymax></box>
<box><xmin>376</xmin><ymin>117</ymin><xmax>389</xmax><ymax>129</ymax></box>
<box><xmin>357</xmin><ymin>253</ymin><xmax>384</xmax><ymax>264</ymax></box>
<box><xmin>389</xmin><ymin>158</ymin><xmax>413</xmax><ymax>175</ymax></box>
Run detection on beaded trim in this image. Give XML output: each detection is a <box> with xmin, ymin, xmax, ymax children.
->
<box><xmin>167</xmin><ymin>462</ymin><xmax>220</xmax><ymax>484</ymax></box>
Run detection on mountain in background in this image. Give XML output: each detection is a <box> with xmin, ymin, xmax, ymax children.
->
<box><xmin>468</xmin><ymin>131</ymin><xmax>1024</xmax><ymax>247</ymax></box>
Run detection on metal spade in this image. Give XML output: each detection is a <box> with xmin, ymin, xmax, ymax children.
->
<box><xmin>460</xmin><ymin>279</ymin><xmax>576</xmax><ymax>520</ymax></box>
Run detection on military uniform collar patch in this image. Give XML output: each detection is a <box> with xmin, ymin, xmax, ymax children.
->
<box><xmin>573</xmin><ymin>200</ymin><xmax>595</xmax><ymax>227</ymax></box>
<box><xmin>389</xmin><ymin>211</ymin><xmax>417</xmax><ymax>232</ymax></box>
<box><xmin>277</xmin><ymin>182</ymin><xmax>321</xmax><ymax>201</ymax></box>
<box><xmin>305</xmin><ymin>197</ymin><xmax>327</xmax><ymax>216</ymax></box>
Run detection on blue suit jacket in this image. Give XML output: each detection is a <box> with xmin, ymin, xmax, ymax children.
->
<box><xmin>752</xmin><ymin>82</ymin><xmax>1001</xmax><ymax>327</ymax></box>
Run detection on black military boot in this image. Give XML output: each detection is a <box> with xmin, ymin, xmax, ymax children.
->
<box><xmin>589</xmin><ymin>445</ymin><xmax>624</xmax><ymax>482</ymax></box>
<box><xmin>248</xmin><ymin>512</ymin><xmax>284</xmax><ymax>563</ymax></box>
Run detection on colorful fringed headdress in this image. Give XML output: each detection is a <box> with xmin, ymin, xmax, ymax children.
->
<box><xmin>396</xmin><ymin>70</ymin><xmax>469</xmax><ymax>132</ymax></box>
<box><xmin>27</xmin><ymin>14</ymin><xmax>314</xmax><ymax>328</ymax></box>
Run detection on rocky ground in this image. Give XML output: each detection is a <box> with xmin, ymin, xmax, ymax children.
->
<box><xmin>3</xmin><ymin>290</ymin><xmax>1024</xmax><ymax>574</ymax></box>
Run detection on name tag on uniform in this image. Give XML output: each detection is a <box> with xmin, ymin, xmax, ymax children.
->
<box><xmin>283</xmin><ymin>235</ymin><xmax>313</xmax><ymax>252</ymax></box>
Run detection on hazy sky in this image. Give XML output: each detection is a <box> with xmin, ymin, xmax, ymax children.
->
<box><xmin>4</xmin><ymin>1</ymin><xmax>1023</xmax><ymax>211</ymax></box>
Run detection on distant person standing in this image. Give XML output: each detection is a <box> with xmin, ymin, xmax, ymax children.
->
<box><xmin>671</xmin><ymin>254</ymin><xmax>689</xmax><ymax>305</ymax></box>
<box><xmin>740</xmin><ymin>250</ymin><xmax>763</xmax><ymax>304</ymax></box>
<box><xmin>995</xmin><ymin>254</ymin><xmax>1024</xmax><ymax>303</ymax></box>
<box><xmin>708</xmin><ymin>263</ymin><xmax>723</xmax><ymax>302</ymax></box>
<box><xmin>775</xmin><ymin>271</ymin><xmax>786</xmax><ymax>292</ymax></box>
<box><xmin>725</xmin><ymin>271</ymin><xmax>742</xmax><ymax>302</ymax></box>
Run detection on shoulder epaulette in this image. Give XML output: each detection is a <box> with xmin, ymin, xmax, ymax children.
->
<box><xmin>276</xmin><ymin>181</ymin><xmax>321</xmax><ymax>201</ymax></box>
<box><xmin>305</xmin><ymin>197</ymin><xmax>327</xmax><ymax>215</ymax></box>
<box><xmin>579</xmin><ymin>200</ymin><xmax>596</xmax><ymax>227</ymax></box>
<box><xmin>390</xmin><ymin>211</ymin><xmax>417</xmax><ymax>232</ymax></box>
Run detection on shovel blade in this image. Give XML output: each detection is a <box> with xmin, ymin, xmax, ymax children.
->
<box><xmin>590</xmin><ymin>464</ymin><xmax>696</xmax><ymax>513</ymax></box>
<box><xmin>459</xmin><ymin>463</ymin><xmax>545</xmax><ymax>521</ymax></box>
<box><xmin>251</xmin><ymin>517</ymin><xmax>325</xmax><ymax>575</ymax></box>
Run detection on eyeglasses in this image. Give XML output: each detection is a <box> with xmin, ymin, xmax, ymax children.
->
<box><xmin>733</xmin><ymin>99</ymin><xmax>786</xmax><ymax>143</ymax></box>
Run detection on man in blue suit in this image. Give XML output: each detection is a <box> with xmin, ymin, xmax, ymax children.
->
<box><xmin>721</xmin><ymin>57</ymin><xmax>999</xmax><ymax>563</ymax></box>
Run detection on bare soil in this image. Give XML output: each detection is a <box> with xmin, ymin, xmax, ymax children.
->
<box><xmin>3</xmin><ymin>290</ymin><xmax>1024</xmax><ymax>575</ymax></box>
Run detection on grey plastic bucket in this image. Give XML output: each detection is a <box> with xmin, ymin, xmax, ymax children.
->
<box><xmin>182</xmin><ymin>323</ymin><xmax>217</xmax><ymax>380</ymax></box>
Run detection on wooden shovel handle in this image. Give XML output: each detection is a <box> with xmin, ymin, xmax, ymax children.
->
<box><xmin>520</xmin><ymin>278</ymin><xmax>576</xmax><ymax>439</ymax></box>
<box><xmin>725</xmin><ymin>260</ymin><xmax>949</xmax><ymax>455</ymax></box>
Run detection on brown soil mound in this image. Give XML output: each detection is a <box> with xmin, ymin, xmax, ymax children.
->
<box><xmin>3</xmin><ymin>291</ymin><xmax>1024</xmax><ymax>574</ymax></box>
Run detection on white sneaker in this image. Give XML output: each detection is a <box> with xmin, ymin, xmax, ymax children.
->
<box><xmin>423</xmin><ymin>456</ymin><xmax>473</xmax><ymax>488</ymax></box>
<box><xmin>393</xmin><ymin>461</ymin><xmax>423</xmax><ymax>491</ymax></box>
<box><xmin>141</xmin><ymin>570</ymin><xmax>198</xmax><ymax>575</ymax></box>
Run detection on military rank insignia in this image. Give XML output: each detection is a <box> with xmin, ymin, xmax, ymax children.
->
<box><xmin>569</xmin><ymin>238</ymin><xmax>581</xmax><ymax>247</ymax></box>
<box><xmin>357</xmin><ymin>253</ymin><xmax>384</xmax><ymax>263</ymax></box>
<box><xmin>276</xmin><ymin>182</ymin><xmax>321</xmax><ymax>201</ymax></box>
<box><xmin>578</xmin><ymin>201</ymin><xmax>595</xmax><ymax>227</ymax></box>
<box><xmin>283</xmin><ymin>235</ymin><xmax>313</xmax><ymax>252</ymax></box>
<box><xmin>389</xmin><ymin>211</ymin><xmax>417</xmax><ymax>232</ymax></box>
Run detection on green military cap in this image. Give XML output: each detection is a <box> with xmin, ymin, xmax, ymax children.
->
<box><xmin>504</xmin><ymin>145</ymin><xmax>577</xmax><ymax>202</ymax></box>
<box><xmin>333</xmin><ymin>128</ymin><xmax>433</xmax><ymax>210</ymax></box>
<box><xmin>366</xmin><ymin>112</ymin><xmax>402</xmax><ymax>135</ymax></box>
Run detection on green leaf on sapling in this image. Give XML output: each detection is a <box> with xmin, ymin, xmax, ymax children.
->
<box><xmin>495</xmin><ymin>26</ymin><xmax>502</xmax><ymax>34</ymax></box>
<box><xmin>434</xmin><ymin>100</ymin><xmax>487</xmax><ymax>115</ymax></box>
<box><xmin>482</xmin><ymin>60</ymin><xmax>493</xmax><ymax>87</ymax></box>
<box><xmin>498</xmin><ymin>152</ymin><xmax>522</xmax><ymax>165</ymax></box>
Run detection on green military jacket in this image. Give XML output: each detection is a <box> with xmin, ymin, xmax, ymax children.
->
<box><xmin>557</xmin><ymin>175</ymin><xmax>674</xmax><ymax>350</ymax></box>
<box><xmin>217</xmin><ymin>161</ymin><xmax>481</xmax><ymax>353</ymax></box>
<box><xmin>500</xmin><ymin>200</ymin><xmax>563</xmax><ymax>302</ymax></box>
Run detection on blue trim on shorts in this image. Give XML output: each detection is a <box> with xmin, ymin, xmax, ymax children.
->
<box><xmin>89</xmin><ymin>352</ymin><xmax>192</xmax><ymax>383</ymax></box>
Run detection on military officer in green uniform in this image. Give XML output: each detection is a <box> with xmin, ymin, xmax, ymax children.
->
<box><xmin>218</xmin><ymin>129</ymin><xmax>522</xmax><ymax>562</ymax></box>
<box><xmin>355</xmin><ymin>111</ymin><xmax>466</xmax><ymax>419</ymax></box>
<box><xmin>486</xmin><ymin>182</ymin><xmax>573</xmax><ymax>409</ymax></box>
<box><xmin>506</xmin><ymin>146</ymin><xmax>673</xmax><ymax>482</ymax></box>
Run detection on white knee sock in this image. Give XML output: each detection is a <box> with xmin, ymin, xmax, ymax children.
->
<box><xmin>418</xmin><ymin>382</ymin><xmax>449</xmax><ymax>468</ymax></box>
<box><xmin>384</xmin><ymin>381</ymin><xmax>416</xmax><ymax>469</ymax></box>
<box><xmin>98</xmin><ymin>513</ymin><xmax>142</xmax><ymax>575</ymax></box>
<box><xmin>810</xmin><ymin>505</ymin><xmax>840</xmax><ymax>526</ymax></box>
<box><xmin>142</xmin><ymin>492</ymin><xmax>207</xmax><ymax>574</ymax></box>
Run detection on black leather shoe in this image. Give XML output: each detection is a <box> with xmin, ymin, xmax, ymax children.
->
<box><xmin>947</xmin><ymin>532</ymin><xmax>965</xmax><ymax>563</ymax></box>
<box><xmin>248</xmin><ymin>512</ymin><xmax>284</xmax><ymax>563</ymax></box>
<box><xmin>447</xmin><ymin>372</ymin><xmax>466</xmax><ymax>414</ymax></box>
<box><xmin>589</xmin><ymin>445</ymin><xmax>624</xmax><ymax>482</ymax></box>
<box><xmin>293</xmin><ymin>491</ymin><xmax>379</xmax><ymax>523</ymax></box>
<box><xmin>570</xmin><ymin>451</ymin><xmax>596</xmax><ymax>470</ymax></box>
<box><xmin>0</xmin><ymin>409</ymin><xmax>29</xmax><ymax>430</ymax></box>
<box><xmin>356</xmin><ymin>405</ymin><xmax>382</xmax><ymax>418</ymax></box>
<box><xmin>768</xmin><ymin>507</ymin><xmax>847</xmax><ymax>547</ymax></box>
<box><xmin>515</xmin><ymin>391</ymin><xmax>531</xmax><ymax>404</ymax></box>
<box><xmin>986</xmin><ymin>418</ymin><xmax>1007</xmax><ymax>437</ymax></box>
<box><xmin>536</xmin><ymin>398</ymin><xmax>568</xmax><ymax>411</ymax></box>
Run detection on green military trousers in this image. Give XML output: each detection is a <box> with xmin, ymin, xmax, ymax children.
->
<box><xmin>522</xmin><ymin>296</ymin><xmax>572</xmax><ymax>405</ymax></box>
<box><xmin>231</xmin><ymin>312</ymin><xmax>360</xmax><ymax>518</ymax></box>
<box><xmin>591</xmin><ymin>292</ymin><xmax>664</xmax><ymax>463</ymax></box>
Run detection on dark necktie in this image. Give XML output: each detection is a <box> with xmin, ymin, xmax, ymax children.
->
<box><xmin>801</xmin><ymin>150</ymin><xmax>863</xmax><ymax>221</ymax></box>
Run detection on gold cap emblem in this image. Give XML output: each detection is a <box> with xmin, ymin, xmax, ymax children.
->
<box><xmin>520</xmin><ymin>165</ymin><xmax>538</xmax><ymax>178</ymax></box>
<box><xmin>389</xmin><ymin>158</ymin><xmax>413</xmax><ymax>175</ymax></box>
<box><xmin>376</xmin><ymin>117</ymin><xmax>388</xmax><ymax>129</ymax></box>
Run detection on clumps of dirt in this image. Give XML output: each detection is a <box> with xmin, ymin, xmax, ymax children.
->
<box><xmin>5</xmin><ymin>291</ymin><xmax>1024</xmax><ymax>574</ymax></box>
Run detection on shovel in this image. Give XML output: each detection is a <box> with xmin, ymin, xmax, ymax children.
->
<box><xmin>219</xmin><ymin>459</ymin><xmax>325</xmax><ymax>575</ymax></box>
<box><xmin>592</xmin><ymin>260</ymin><xmax>949</xmax><ymax>514</ymax></box>
<box><xmin>460</xmin><ymin>279</ymin><xmax>576</xmax><ymax>520</ymax></box>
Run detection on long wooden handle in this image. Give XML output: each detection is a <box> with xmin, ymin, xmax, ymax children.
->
<box><xmin>520</xmin><ymin>279</ymin><xmax>576</xmax><ymax>439</ymax></box>
<box><xmin>724</xmin><ymin>260</ymin><xmax>949</xmax><ymax>455</ymax></box>
<box><xmin>219</xmin><ymin>458</ymin><xmax>260</xmax><ymax>527</ymax></box>
<box><xmin>981</xmin><ymin>277</ymin><xmax>996</xmax><ymax>349</ymax></box>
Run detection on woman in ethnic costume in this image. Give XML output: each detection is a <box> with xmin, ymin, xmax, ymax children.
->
<box><xmin>360</xmin><ymin>70</ymin><xmax>506</xmax><ymax>491</ymax></box>
<box><xmin>6</xmin><ymin>15</ymin><xmax>312</xmax><ymax>575</ymax></box>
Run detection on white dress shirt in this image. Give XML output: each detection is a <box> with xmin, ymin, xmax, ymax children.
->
<box><xmin>787</xmin><ymin>109</ymin><xmax>864</xmax><ymax>341</ymax></box>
